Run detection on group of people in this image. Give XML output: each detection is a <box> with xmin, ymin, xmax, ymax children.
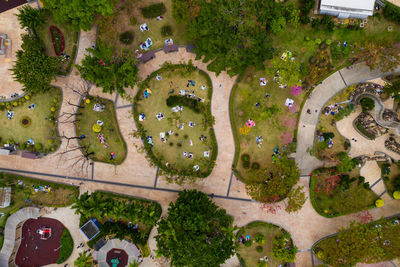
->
<box><xmin>323</xmin><ymin>103</ymin><xmax>344</xmax><ymax>116</ymax></box>
<box><xmin>97</xmin><ymin>133</ymin><xmax>109</xmax><ymax>148</ymax></box>
<box><xmin>93</xmin><ymin>103</ymin><xmax>105</xmax><ymax>112</ymax></box>
<box><xmin>183</xmin><ymin>151</ymin><xmax>194</xmax><ymax>159</ymax></box>
<box><xmin>7</xmin><ymin>110</ymin><xmax>14</xmax><ymax>120</ymax></box>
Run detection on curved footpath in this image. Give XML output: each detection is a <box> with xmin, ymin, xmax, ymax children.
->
<box><xmin>0</xmin><ymin>207</ymin><xmax>39</xmax><ymax>266</ymax></box>
<box><xmin>296</xmin><ymin>63</ymin><xmax>400</xmax><ymax>175</ymax></box>
<box><xmin>0</xmin><ymin>24</ymin><xmax>399</xmax><ymax>266</ymax></box>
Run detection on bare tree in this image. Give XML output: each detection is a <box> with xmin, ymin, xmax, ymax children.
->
<box><xmin>57</xmin><ymin>143</ymin><xmax>94</xmax><ymax>176</ymax></box>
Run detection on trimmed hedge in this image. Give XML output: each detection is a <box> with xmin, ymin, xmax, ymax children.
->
<box><xmin>141</xmin><ymin>3</ymin><xmax>166</xmax><ymax>18</ymax></box>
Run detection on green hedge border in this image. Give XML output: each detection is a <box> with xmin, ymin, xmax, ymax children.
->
<box><xmin>133</xmin><ymin>62</ymin><xmax>218</xmax><ymax>179</ymax></box>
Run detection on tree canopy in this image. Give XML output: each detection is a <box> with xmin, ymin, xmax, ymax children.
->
<box><xmin>246</xmin><ymin>155</ymin><xmax>300</xmax><ymax>202</ymax></box>
<box><xmin>155</xmin><ymin>190</ymin><xmax>235</xmax><ymax>267</ymax></box>
<box><xmin>77</xmin><ymin>42</ymin><xmax>138</xmax><ymax>95</ymax></box>
<box><xmin>41</xmin><ymin>0</ymin><xmax>115</xmax><ymax>31</ymax></box>
<box><xmin>11</xmin><ymin>34</ymin><xmax>59</xmax><ymax>93</ymax></box>
<box><xmin>172</xmin><ymin>0</ymin><xmax>299</xmax><ymax>76</ymax></box>
<box><xmin>383</xmin><ymin>79</ymin><xmax>400</xmax><ymax>96</ymax></box>
<box><xmin>16</xmin><ymin>5</ymin><xmax>46</xmax><ymax>37</ymax></box>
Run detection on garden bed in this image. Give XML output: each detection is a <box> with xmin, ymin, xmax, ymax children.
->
<box><xmin>236</xmin><ymin>221</ymin><xmax>296</xmax><ymax>267</ymax></box>
<box><xmin>310</xmin><ymin>163</ymin><xmax>378</xmax><ymax>217</ymax></box>
<box><xmin>379</xmin><ymin>162</ymin><xmax>400</xmax><ymax>198</ymax></box>
<box><xmin>74</xmin><ymin>191</ymin><xmax>161</xmax><ymax>257</ymax></box>
<box><xmin>75</xmin><ymin>96</ymin><xmax>127</xmax><ymax>165</ymax></box>
<box><xmin>133</xmin><ymin>63</ymin><xmax>216</xmax><ymax>181</ymax></box>
<box><xmin>0</xmin><ymin>87</ymin><xmax>61</xmax><ymax>154</ymax></box>
<box><xmin>38</xmin><ymin>11</ymin><xmax>78</xmax><ymax>75</ymax></box>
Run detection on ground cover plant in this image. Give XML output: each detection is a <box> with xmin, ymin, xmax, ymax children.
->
<box><xmin>134</xmin><ymin>63</ymin><xmax>216</xmax><ymax>183</ymax></box>
<box><xmin>73</xmin><ymin>191</ymin><xmax>161</xmax><ymax>256</ymax></box>
<box><xmin>75</xmin><ymin>96</ymin><xmax>127</xmax><ymax>164</ymax></box>
<box><xmin>310</xmin><ymin>155</ymin><xmax>378</xmax><ymax>217</ymax></box>
<box><xmin>37</xmin><ymin>11</ymin><xmax>78</xmax><ymax>75</ymax></box>
<box><xmin>0</xmin><ymin>87</ymin><xmax>61</xmax><ymax>153</ymax></box>
<box><xmin>236</xmin><ymin>221</ymin><xmax>297</xmax><ymax>267</ymax></box>
<box><xmin>379</xmin><ymin>162</ymin><xmax>400</xmax><ymax>198</ymax></box>
<box><xmin>98</xmin><ymin>0</ymin><xmax>186</xmax><ymax>51</ymax></box>
<box><xmin>155</xmin><ymin>190</ymin><xmax>235</xmax><ymax>267</ymax></box>
<box><xmin>0</xmin><ymin>172</ymin><xmax>79</xmax><ymax>249</ymax></box>
<box><xmin>314</xmin><ymin>215</ymin><xmax>400</xmax><ymax>266</ymax></box>
<box><xmin>230</xmin><ymin>66</ymin><xmax>302</xmax><ymax>199</ymax></box>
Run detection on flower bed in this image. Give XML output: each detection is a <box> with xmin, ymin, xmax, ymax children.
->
<box><xmin>49</xmin><ymin>26</ymin><xmax>65</xmax><ymax>56</ymax></box>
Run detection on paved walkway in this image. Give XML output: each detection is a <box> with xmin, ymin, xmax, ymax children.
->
<box><xmin>360</xmin><ymin>160</ymin><xmax>387</xmax><ymax>197</ymax></box>
<box><xmin>0</xmin><ymin>207</ymin><xmax>39</xmax><ymax>266</ymax></box>
<box><xmin>296</xmin><ymin>63</ymin><xmax>400</xmax><ymax>175</ymax></box>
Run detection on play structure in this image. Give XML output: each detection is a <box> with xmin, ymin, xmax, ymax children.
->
<box><xmin>37</xmin><ymin>227</ymin><xmax>52</xmax><ymax>240</ymax></box>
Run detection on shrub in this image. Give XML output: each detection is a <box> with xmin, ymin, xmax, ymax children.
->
<box><xmin>166</xmin><ymin>95</ymin><xmax>203</xmax><ymax>113</ymax></box>
<box><xmin>25</xmin><ymin>95</ymin><xmax>30</xmax><ymax>100</ymax></box>
<box><xmin>243</xmin><ymin>161</ymin><xmax>250</xmax><ymax>169</ymax></box>
<box><xmin>244</xmin><ymin>240</ymin><xmax>252</xmax><ymax>247</ymax></box>
<box><xmin>383</xmin><ymin>2</ymin><xmax>400</xmax><ymax>25</ymax></box>
<box><xmin>382</xmin><ymin>163</ymin><xmax>391</xmax><ymax>175</ymax></box>
<box><xmin>394</xmin><ymin>191</ymin><xmax>400</xmax><ymax>199</ymax></box>
<box><xmin>326</xmin><ymin>39</ymin><xmax>332</xmax><ymax>45</ymax></box>
<box><xmin>19</xmin><ymin>143</ymin><xmax>26</xmax><ymax>150</ymax></box>
<box><xmin>34</xmin><ymin>143</ymin><xmax>42</xmax><ymax>150</ymax></box>
<box><xmin>48</xmin><ymin>139</ymin><xmax>54</xmax><ymax>145</ymax></box>
<box><xmin>256</xmin><ymin>246</ymin><xmax>263</xmax><ymax>253</ymax></box>
<box><xmin>251</xmin><ymin>162</ymin><xmax>260</xmax><ymax>170</ymax></box>
<box><xmin>141</xmin><ymin>3</ymin><xmax>166</xmax><ymax>18</ymax></box>
<box><xmin>360</xmin><ymin>97</ymin><xmax>374</xmax><ymax>112</ymax></box>
<box><xmin>322</xmin><ymin>132</ymin><xmax>334</xmax><ymax>140</ymax></box>
<box><xmin>241</xmin><ymin>154</ymin><xmax>250</xmax><ymax>162</ymax></box>
<box><xmin>161</xmin><ymin>25</ymin><xmax>173</xmax><ymax>36</ymax></box>
<box><xmin>254</xmin><ymin>233</ymin><xmax>266</xmax><ymax>244</ymax></box>
<box><xmin>375</xmin><ymin>199</ymin><xmax>384</xmax><ymax>207</ymax></box>
<box><xmin>13</xmin><ymin>102</ymin><xmax>18</xmax><ymax>107</ymax></box>
<box><xmin>50</xmin><ymin>107</ymin><xmax>56</xmax><ymax>112</ymax></box>
<box><xmin>169</xmin><ymin>142</ymin><xmax>174</xmax><ymax>147</ymax></box>
<box><xmin>315</xmin><ymin>38</ymin><xmax>322</xmax><ymax>45</ymax></box>
<box><xmin>119</xmin><ymin>31</ymin><xmax>134</xmax><ymax>45</ymax></box>
<box><xmin>92</xmin><ymin>124</ymin><xmax>101</xmax><ymax>133</ymax></box>
<box><xmin>183</xmin><ymin>134</ymin><xmax>188</xmax><ymax>139</ymax></box>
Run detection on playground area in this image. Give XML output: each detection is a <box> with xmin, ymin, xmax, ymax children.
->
<box><xmin>15</xmin><ymin>217</ymin><xmax>65</xmax><ymax>267</ymax></box>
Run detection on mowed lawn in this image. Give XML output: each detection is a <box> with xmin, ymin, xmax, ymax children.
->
<box><xmin>37</xmin><ymin>11</ymin><xmax>78</xmax><ymax>74</ymax></box>
<box><xmin>0</xmin><ymin>87</ymin><xmax>61</xmax><ymax>152</ymax></box>
<box><xmin>136</xmin><ymin>69</ymin><xmax>215</xmax><ymax>174</ymax></box>
<box><xmin>75</xmin><ymin>97</ymin><xmax>127</xmax><ymax>165</ymax></box>
<box><xmin>231</xmin><ymin>67</ymin><xmax>304</xmax><ymax>182</ymax></box>
<box><xmin>98</xmin><ymin>0</ymin><xmax>187</xmax><ymax>51</ymax></box>
<box><xmin>236</xmin><ymin>222</ymin><xmax>285</xmax><ymax>267</ymax></box>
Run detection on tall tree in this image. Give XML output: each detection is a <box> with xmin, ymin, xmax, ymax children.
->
<box><xmin>74</xmin><ymin>252</ymin><xmax>93</xmax><ymax>267</ymax></box>
<box><xmin>15</xmin><ymin>5</ymin><xmax>46</xmax><ymax>37</ymax></box>
<box><xmin>41</xmin><ymin>0</ymin><xmax>114</xmax><ymax>31</ymax></box>
<box><xmin>77</xmin><ymin>42</ymin><xmax>138</xmax><ymax>95</ymax></box>
<box><xmin>382</xmin><ymin>79</ymin><xmax>400</xmax><ymax>96</ymax></box>
<box><xmin>11</xmin><ymin>34</ymin><xmax>59</xmax><ymax>93</ymax></box>
<box><xmin>155</xmin><ymin>190</ymin><xmax>235</xmax><ymax>267</ymax></box>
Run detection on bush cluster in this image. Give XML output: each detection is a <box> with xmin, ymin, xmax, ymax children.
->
<box><xmin>141</xmin><ymin>3</ymin><xmax>166</xmax><ymax>18</ymax></box>
<box><xmin>161</xmin><ymin>25</ymin><xmax>173</xmax><ymax>36</ymax></box>
<box><xmin>119</xmin><ymin>31</ymin><xmax>134</xmax><ymax>45</ymax></box>
<box><xmin>360</xmin><ymin>97</ymin><xmax>375</xmax><ymax>112</ymax></box>
<box><xmin>383</xmin><ymin>2</ymin><xmax>400</xmax><ymax>25</ymax></box>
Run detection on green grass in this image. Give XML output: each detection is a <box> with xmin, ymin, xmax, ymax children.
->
<box><xmin>0</xmin><ymin>87</ymin><xmax>61</xmax><ymax>153</ymax></box>
<box><xmin>0</xmin><ymin>234</ymin><xmax>3</xmax><ymax>250</ymax></box>
<box><xmin>75</xmin><ymin>97</ymin><xmax>127</xmax><ymax>165</ymax></box>
<box><xmin>98</xmin><ymin>0</ymin><xmax>187</xmax><ymax>51</ymax></box>
<box><xmin>37</xmin><ymin>11</ymin><xmax>78</xmax><ymax>75</ymax></box>
<box><xmin>231</xmin><ymin>67</ymin><xmax>303</xmax><ymax>182</ymax></box>
<box><xmin>57</xmin><ymin>228</ymin><xmax>74</xmax><ymax>263</ymax></box>
<box><xmin>310</xmin><ymin>167</ymin><xmax>378</xmax><ymax>217</ymax></box>
<box><xmin>135</xmin><ymin>67</ymin><xmax>216</xmax><ymax>177</ymax></box>
<box><xmin>236</xmin><ymin>222</ymin><xmax>287</xmax><ymax>267</ymax></box>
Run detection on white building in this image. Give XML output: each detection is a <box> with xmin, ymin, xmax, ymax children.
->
<box><xmin>319</xmin><ymin>0</ymin><xmax>376</xmax><ymax>19</ymax></box>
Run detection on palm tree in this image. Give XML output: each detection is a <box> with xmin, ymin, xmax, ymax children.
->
<box><xmin>128</xmin><ymin>259</ymin><xmax>140</xmax><ymax>267</ymax></box>
<box><xmin>15</xmin><ymin>6</ymin><xmax>46</xmax><ymax>37</ymax></box>
<box><xmin>74</xmin><ymin>251</ymin><xmax>93</xmax><ymax>267</ymax></box>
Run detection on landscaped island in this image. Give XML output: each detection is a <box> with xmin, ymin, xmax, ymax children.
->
<box><xmin>133</xmin><ymin>63</ymin><xmax>217</xmax><ymax>183</ymax></box>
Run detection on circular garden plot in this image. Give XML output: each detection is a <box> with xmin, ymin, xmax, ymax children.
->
<box><xmin>134</xmin><ymin>64</ymin><xmax>217</xmax><ymax>180</ymax></box>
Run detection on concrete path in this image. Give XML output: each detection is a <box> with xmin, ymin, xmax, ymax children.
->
<box><xmin>360</xmin><ymin>161</ymin><xmax>387</xmax><ymax>197</ymax></box>
<box><xmin>296</xmin><ymin>63</ymin><xmax>400</xmax><ymax>175</ymax></box>
<box><xmin>0</xmin><ymin>207</ymin><xmax>39</xmax><ymax>266</ymax></box>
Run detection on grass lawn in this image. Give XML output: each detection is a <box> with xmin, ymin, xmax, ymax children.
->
<box><xmin>37</xmin><ymin>11</ymin><xmax>78</xmax><ymax>75</ymax></box>
<box><xmin>98</xmin><ymin>0</ymin><xmax>187</xmax><ymax>51</ymax></box>
<box><xmin>310</xmin><ymin>166</ymin><xmax>378</xmax><ymax>217</ymax></box>
<box><xmin>0</xmin><ymin>87</ymin><xmax>61</xmax><ymax>153</ymax></box>
<box><xmin>135</xmin><ymin>66</ymin><xmax>216</xmax><ymax>178</ymax></box>
<box><xmin>313</xmin><ymin>85</ymin><xmax>356</xmax><ymax>161</ymax></box>
<box><xmin>75</xmin><ymin>97</ymin><xmax>127</xmax><ymax>165</ymax></box>
<box><xmin>236</xmin><ymin>222</ymin><xmax>290</xmax><ymax>267</ymax></box>
<box><xmin>379</xmin><ymin>162</ymin><xmax>400</xmax><ymax>197</ymax></box>
<box><xmin>231</xmin><ymin>67</ymin><xmax>303</xmax><ymax>182</ymax></box>
<box><xmin>0</xmin><ymin>172</ymin><xmax>78</xmax><ymax>249</ymax></box>
<box><xmin>57</xmin><ymin>228</ymin><xmax>74</xmax><ymax>263</ymax></box>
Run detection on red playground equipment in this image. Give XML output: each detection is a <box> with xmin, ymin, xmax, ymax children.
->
<box><xmin>37</xmin><ymin>227</ymin><xmax>52</xmax><ymax>240</ymax></box>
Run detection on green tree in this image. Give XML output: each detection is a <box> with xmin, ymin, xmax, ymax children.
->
<box><xmin>360</xmin><ymin>97</ymin><xmax>375</xmax><ymax>112</ymax></box>
<box><xmin>383</xmin><ymin>79</ymin><xmax>400</xmax><ymax>96</ymax></box>
<box><xmin>272</xmin><ymin>232</ymin><xmax>297</xmax><ymax>262</ymax></box>
<box><xmin>285</xmin><ymin>186</ymin><xmax>306</xmax><ymax>213</ymax></box>
<box><xmin>270</xmin><ymin>17</ymin><xmax>286</xmax><ymax>35</ymax></box>
<box><xmin>11</xmin><ymin>34</ymin><xmax>59</xmax><ymax>93</ymax></box>
<box><xmin>15</xmin><ymin>5</ymin><xmax>46</xmax><ymax>37</ymax></box>
<box><xmin>284</xmin><ymin>2</ymin><xmax>300</xmax><ymax>26</ymax></box>
<box><xmin>246</xmin><ymin>155</ymin><xmax>300</xmax><ymax>202</ymax></box>
<box><xmin>77</xmin><ymin>42</ymin><xmax>138</xmax><ymax>95</ymax></box>
<box><xmin>155</xmin><ymin>190</ymin><xmax>235</xmax><ymax>267</ymax></box>
<box><xmin>269</xmin><ymin>57</ymin><xmax>301</xmax><ymax>86</ymax></box>
<box><xmin>74</xmin><ymin>252</ymin><xmax>93</xmax><ymax>267</ymax></box>
<box><xmin>41</xmin><ymin>0</ymin><xmax>114</xmax><ymax>31</ymax></box>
